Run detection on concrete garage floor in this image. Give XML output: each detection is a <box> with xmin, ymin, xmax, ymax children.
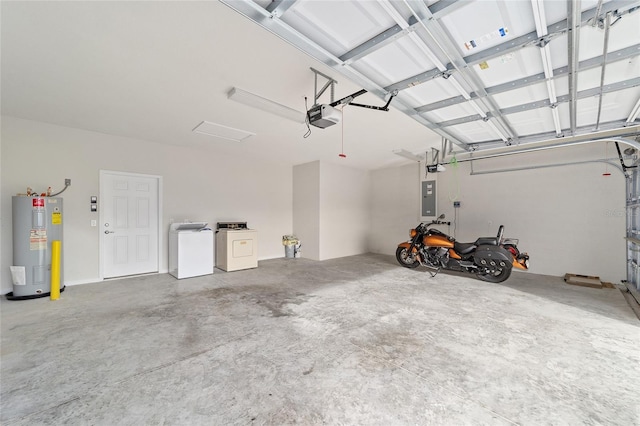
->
<box><xmin>1</xmin><ymin>254</ymin><xmax>639</xmax><ymax>425</ymax></box>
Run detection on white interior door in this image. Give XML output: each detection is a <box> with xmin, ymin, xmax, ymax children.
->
<box><xmin>101</xmin><ymin>171</ymin><xmax>159</xmax><ymax>278</ymax></box>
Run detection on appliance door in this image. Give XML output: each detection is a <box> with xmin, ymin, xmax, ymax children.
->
<box><xmin>224</xmin><ymin>229</ymin><xmax>258</xmax><ymax>271</ymax></box>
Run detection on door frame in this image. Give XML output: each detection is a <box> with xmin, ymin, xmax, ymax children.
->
<box><xmin>99</xmin><ymin>170</ymin><xmax>163</xmax><ymax>280</ymax></box>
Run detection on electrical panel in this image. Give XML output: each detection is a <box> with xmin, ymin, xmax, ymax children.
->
<box><xmin>421</xmin><ymin>180</ymin><xmax>436</xmax><ymax>217</ymax></box>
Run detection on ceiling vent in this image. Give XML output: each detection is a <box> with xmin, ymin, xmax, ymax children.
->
<box><xmin>192</xmin><ymin>121</ymin><xmax>255</xmax><ymax>142</ymax></box>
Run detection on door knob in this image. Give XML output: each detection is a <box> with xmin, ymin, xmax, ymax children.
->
<box><xmin>105</xmin><ymin>230</ymin><xmax>115</xmax><ymax>234</ymax></box>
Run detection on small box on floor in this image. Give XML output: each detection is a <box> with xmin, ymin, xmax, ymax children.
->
<box><xmin>564</xmin><ymin>273</ymin><xmax>602</xmax><ymax>289</ymax></box>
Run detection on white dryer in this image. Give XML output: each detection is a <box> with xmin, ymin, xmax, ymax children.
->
<box><xmin>216</xmin><ymin>222</ymin><xmax>258</xmax><ymax>272</ymax></box>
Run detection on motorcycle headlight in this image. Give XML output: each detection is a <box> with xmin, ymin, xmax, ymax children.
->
<box><xmin>410</xmin><ymin>229</ymin><xmax>417</xmax><ymax>238</ymax></box>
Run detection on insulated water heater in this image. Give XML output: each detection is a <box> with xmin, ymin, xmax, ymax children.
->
<box><xmin>11</xmin><ymin>196</ymin><xmax>64</xmax><ymax>298</ymax></box>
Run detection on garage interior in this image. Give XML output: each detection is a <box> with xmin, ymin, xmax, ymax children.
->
<box><xmin>1</xmin><ymin>0</ymin><xmax>640</xmax><ymax>424</ymax></box>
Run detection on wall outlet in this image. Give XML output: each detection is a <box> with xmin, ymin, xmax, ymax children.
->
<box><xmin>453</xmin><ymin>201</ymin><xmax>461</xmax><ymax>208</ymax></box>
<box><xmin>91</xmin><ymin>220</ymin><xmax>97</xmax><ymax>227</ymax></box>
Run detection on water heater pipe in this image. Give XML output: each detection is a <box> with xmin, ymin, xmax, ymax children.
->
<box><xmin>50</xmin><ymin>179</ymin><xmax>71</xmax><ymax>197</ymax></box>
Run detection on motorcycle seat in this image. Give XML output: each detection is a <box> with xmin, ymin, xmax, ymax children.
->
<box><xmin>454</xmin><ymin>242</ymin><xmax>477</xmax><ymax>255</ymax></box>
<box><xmin>475</xmin><ymin>237</ymin><xmax>498</xmax><ymax>246</ymax></box>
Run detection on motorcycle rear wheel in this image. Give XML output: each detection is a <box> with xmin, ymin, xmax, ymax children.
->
<box><xmin>396</xmin><ymin>247</ymin><xmax>419</xmax><ymax>268</ymax></box>
<box><xmin>476</xmin><ymin>266</ymin><xmax>512</xmax><ymax>283</ymax></box>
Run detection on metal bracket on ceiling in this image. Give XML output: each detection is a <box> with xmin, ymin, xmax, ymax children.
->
<box><xmin>431</xmin><ymin>147</ymin><xmax>440</xmax><ymax>165</ymax></box>
<box><xmin>535</xmin><ymin>36</ymin><xmax>551</xmax><ymax>48</ymax></box>
<box><xmin>609</xmin><ymin>4</ymin><xmax>640</xmax><ymax>26</ymax></box>
<box><xmin>590</xmin><ymin>1</ymin><xmax>633</xmax><ymax>28</ymax></box>
<box><xmin>310</xmin><ymin>67</ymin><xmax>337</xmax><ymax>106</ymax></box>
<box><xmin>442</xmin><ymin>137</ymin><xmax>453</xmax><ymax>157</ymax></box>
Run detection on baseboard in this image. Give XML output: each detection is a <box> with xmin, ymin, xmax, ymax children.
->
<box><xmin>2</xmin><ymin>268</ymin><xmax>172</xmax><ymax>294</ymax></box>
<box><xmin>258</xmin><ymin>255</ymin><xmax>289</xmax><ymax>261</ymax></box>
<box><xmin>65</xmin><ymin>278</ymin><xmax>102</xmax><ymax>287</ymax></box>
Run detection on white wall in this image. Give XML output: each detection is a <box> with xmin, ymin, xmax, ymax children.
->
<box><xmin>369</xmin><ymin>145</ymin><xmax>627</xmax><ymax>283</ymax></box>
<box><xmin>293</xmin><ymin>160</ymin><xmax>371</xmax><ymax>261</ymax></box>
<box><xmin>293</xmin><ymin>161</ymin><xmax>320</xmax><ymax>261</ymax></box>
<box><xmin>319</xmin><ymin>161</ymin><xmax>371</xmax><ymax>260</ymax></box>
<box><xmin>1</xmin><ymin>117</ymin><xmax>293</xmax><ymax>293</ymax></box>
<box><xmin>369</xmin><ymin>163</ymin><xmax>420</xmax><ymax>255</ymax></box>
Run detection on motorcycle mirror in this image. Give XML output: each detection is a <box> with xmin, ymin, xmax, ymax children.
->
<box><xmin>437</xmin><ymin>214</ymin><xmax>445</xmax><ymax>219</ymax></box>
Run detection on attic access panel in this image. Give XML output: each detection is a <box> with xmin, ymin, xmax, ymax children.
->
<box><xmin>221</xmin><ymin>0</ymin><xmax>640</xmax><ymax>152</ymax></box>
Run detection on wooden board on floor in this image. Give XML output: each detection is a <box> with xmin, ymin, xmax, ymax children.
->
<box><xmin>564</xmin><ymin>273</ymin><xmax>603</xmax><ymax>289</ymax></box>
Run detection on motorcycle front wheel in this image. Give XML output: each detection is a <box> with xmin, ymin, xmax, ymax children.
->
<box><xmin>396</xmin><ymin>246</ymin><xmax>420</xmax><ymax>268</ymax></box>
<box><xmin>476</xmin><ymin>266</ymin><xmax>512</xmax><ymax>283</ymax></box>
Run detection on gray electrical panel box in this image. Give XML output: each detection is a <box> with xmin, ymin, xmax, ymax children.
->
<box><xmin>422</xmin><ymin>180</ymin><xmax>436</xmax><ymax>217</ymax></box>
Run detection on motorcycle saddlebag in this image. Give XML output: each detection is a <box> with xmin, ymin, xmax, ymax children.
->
<box><xmin>474</xmin><ymin>245</ymin><xmax>513</xmax><ymax>264</ymax></box>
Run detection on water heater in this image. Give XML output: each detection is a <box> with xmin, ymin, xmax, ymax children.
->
<box><xmin>11</xmin><ymin>196</ymin><xmax>64</xmax><ymax>298</ymax></box>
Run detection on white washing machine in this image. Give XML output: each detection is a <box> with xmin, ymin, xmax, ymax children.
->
<box><xmin>216</xmin><ymin>222</ymin><xmax>258</xmax><ymax>272</ymax></box>
<box><xmin>169</xmin><ymin>222</ymin><xmax>214</xmax><ymax>279</ymax></box>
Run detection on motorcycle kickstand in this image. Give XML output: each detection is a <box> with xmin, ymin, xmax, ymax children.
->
<box><xmin>427</xmin><ymin>267</ymin><xmax>440</xmax><ymax>278</ymax></box>
<box><xmin>419</xmin><ymin>260</ymin><xmax>440</xmax><ymax>278</ymax></box>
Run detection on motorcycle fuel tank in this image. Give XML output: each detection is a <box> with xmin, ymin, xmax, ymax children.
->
<box><xmin>423</xmin><ymin>234</ymin><xmax>454</xmax><ymax>248</ymax></box>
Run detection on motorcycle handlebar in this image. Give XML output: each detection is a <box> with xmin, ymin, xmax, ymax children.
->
<box><xmin>429</xmin><ymin>220</ymin><xmax>451</xmax><ymax>226</ymax></box>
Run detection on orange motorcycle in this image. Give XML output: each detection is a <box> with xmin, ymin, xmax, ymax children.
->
<box><xmin>396</xmin><ymin>215</ymin><xmax>529</xmax><ymax>283</ymax></box>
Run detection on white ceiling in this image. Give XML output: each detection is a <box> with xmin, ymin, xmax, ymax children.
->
<box><xmin>2</xmin><ymin>1</ymin><xmax>639</xmax><ymax>170</ymax></box>
<box><xmin>1</xmin><ymin>1</ymin><xmax>442</xmax><ymax>170</ymax></box>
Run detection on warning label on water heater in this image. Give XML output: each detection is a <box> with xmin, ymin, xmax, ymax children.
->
<box><xmin>30</xmin><ymin>229</ymin><xmax>47</xmax><ymax>250</ymax></box>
